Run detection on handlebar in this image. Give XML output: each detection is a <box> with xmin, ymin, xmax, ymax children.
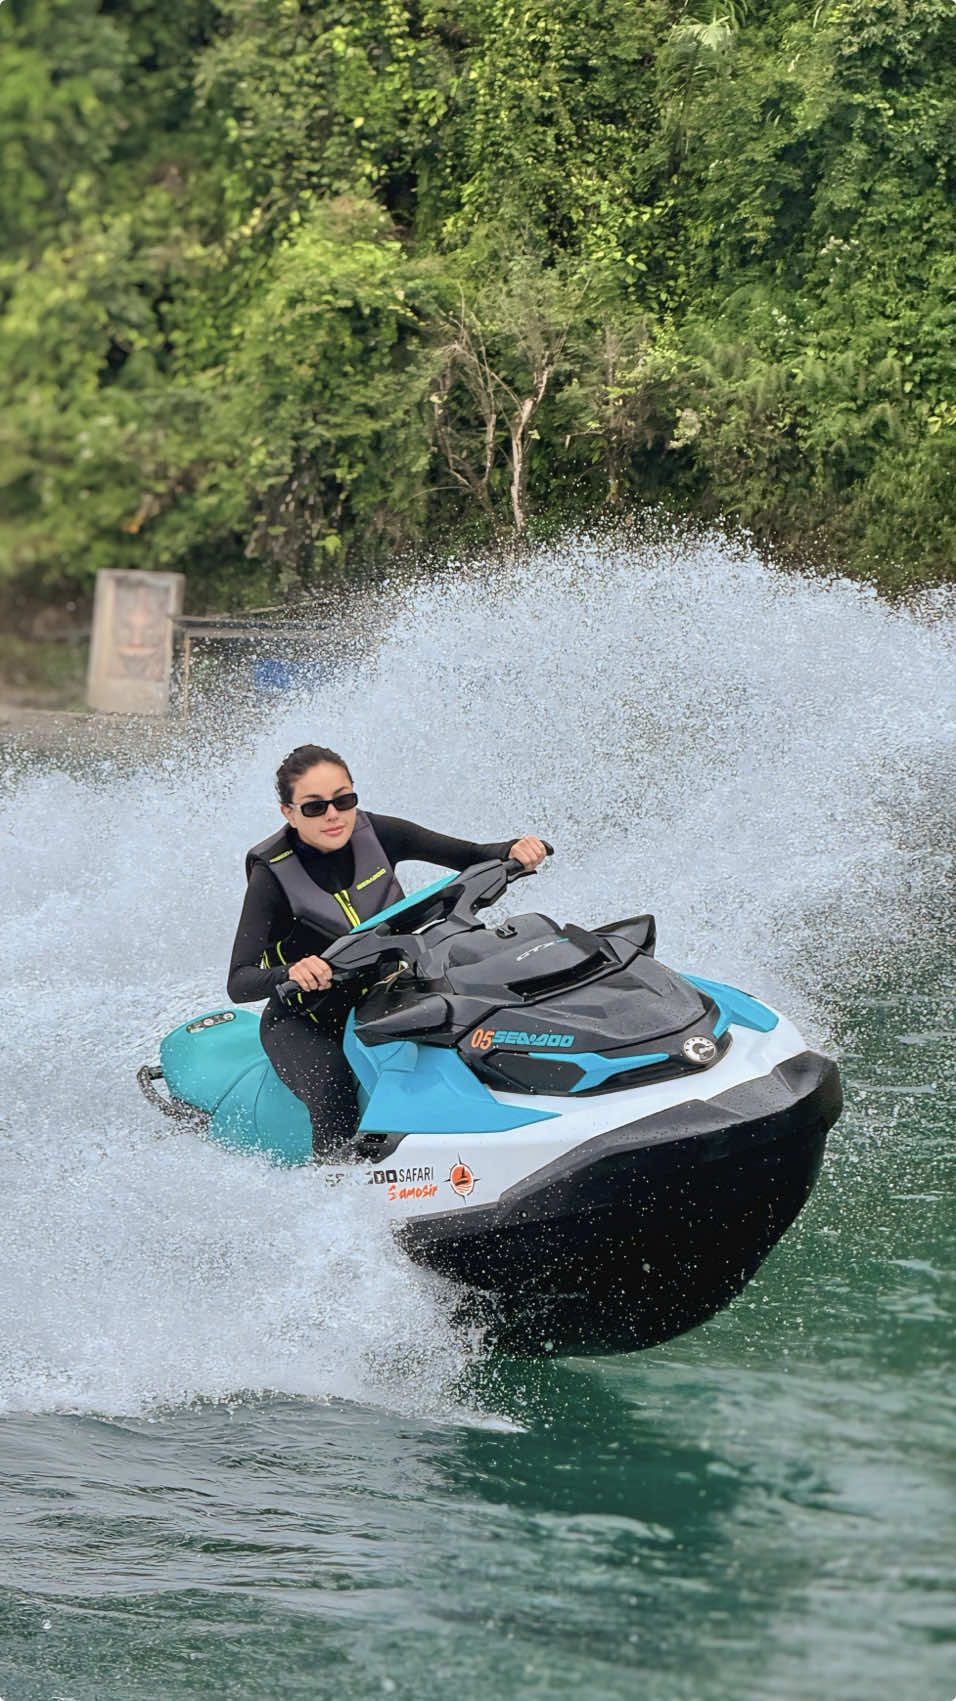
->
<box><xmin>505</xmin><ymin>843</ymin><xmax>554</xmax><ymax>876</ymax></box>
<box><xmin>275</xmin><ymin>977</ymin><xmax>317</xmax><ymax>1004</ymax></box>
<box><xmin>274</xmin><ymin>846</ymin><xmax>553</xmax><ymax>1005</ymax></box>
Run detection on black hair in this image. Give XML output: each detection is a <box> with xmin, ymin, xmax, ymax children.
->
<box><xmin>275</xmin><ymin>743</ymin><xmax>353</xmax><ymax>806</ymax></box>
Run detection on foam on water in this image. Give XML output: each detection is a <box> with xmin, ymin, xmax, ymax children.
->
<box><xmin>0</xmin><ymin>530</ymin><xmax>951</xmax><ymax>1416</ymax></box>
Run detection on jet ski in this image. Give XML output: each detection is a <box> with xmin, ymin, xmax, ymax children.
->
<box><xmin>138</xmin><ymin>856</ymin><xmax>841</xmax><ymax>1356</ymax></box>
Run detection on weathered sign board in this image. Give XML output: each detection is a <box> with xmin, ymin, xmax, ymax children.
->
<box><xmin>86</xmin><ymin>570</ymin><xmax>185</xmax><ymax>714</ymax></box>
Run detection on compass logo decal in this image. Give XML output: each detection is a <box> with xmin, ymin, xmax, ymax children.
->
<box><xmin>447</xmin><ymin>1157</ymin><xmax>479</xmax><ymax>1199</ymax></box>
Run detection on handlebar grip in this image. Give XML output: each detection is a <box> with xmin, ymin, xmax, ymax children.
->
<box><xmin>505</xmin><ymin>842</ymin><xmax>554</xmax><ymax>876</ymax></box>
<box><xmin>276</xmin><ymin>971</ymin><xmax>342</xmax><ymax>1004</ymax></box>
<box><xmin>272</xmin><ymin>972</ymin><xmax>335</xmax><ymax>1006</ymax></box>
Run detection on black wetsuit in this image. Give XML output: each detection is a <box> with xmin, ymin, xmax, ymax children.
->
<box><xmin>227</xmin><ymin>815</ymin><xmax>514</xmax><ymax>1158</ymax></box>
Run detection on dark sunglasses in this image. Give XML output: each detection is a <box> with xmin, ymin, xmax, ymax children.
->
<box><xmin>294</xmin><ymin>791</ymin><xmax>358</xmax><ymax>819</ymax></box>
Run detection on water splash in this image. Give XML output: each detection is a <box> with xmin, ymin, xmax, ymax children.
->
<box><xmin>0</xmin><ymin>528</ymin><xmax>951</xmax><ymax>1416</ymax></box>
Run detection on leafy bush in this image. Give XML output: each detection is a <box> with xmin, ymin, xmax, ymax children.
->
<box><xmin>0</xmin><ymin>0</ymin><xmax>951</xmax><ymax>603</ymax></box>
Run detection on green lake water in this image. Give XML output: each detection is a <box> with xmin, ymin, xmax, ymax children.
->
<box><xmin>1</xmin><ymin>538</ymin><xmax>952</xmax><ymax>1699</ymax></box>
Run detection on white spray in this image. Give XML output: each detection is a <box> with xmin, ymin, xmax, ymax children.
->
<box><xmin>0</xmin><ymin>531</ymin><xmax>950</xmax><ymax>1415</ymax></box>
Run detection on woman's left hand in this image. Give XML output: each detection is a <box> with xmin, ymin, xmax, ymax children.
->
<box><xmin>509</xmin><ymin>835</ymin><xmax>549</xmax><ymax>871</ymax></box>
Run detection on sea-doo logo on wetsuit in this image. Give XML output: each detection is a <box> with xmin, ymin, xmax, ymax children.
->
<box><xmin>470</xmin><ymin>1028</ymin><xmax>575</xmax><ymax>1051</ymax></box>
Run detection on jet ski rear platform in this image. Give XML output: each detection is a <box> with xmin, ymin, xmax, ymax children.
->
<box><xmin>139</xmin><ymin>857</ymin><xmax>841</xmax><ymax>1357</ymax></box>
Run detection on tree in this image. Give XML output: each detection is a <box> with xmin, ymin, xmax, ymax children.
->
<box><xmin>431</xmin><ymin>257</ymin><xmax>580</xmax><ymax>533</ymax></box>
<box><xmin>0</xmin><ymin>0</ymin><xmax>952</xmax><ymax>602</ymax></box>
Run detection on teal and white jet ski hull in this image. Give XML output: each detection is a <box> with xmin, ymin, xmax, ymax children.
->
<box><xmin>140</xmin><ymin>860</ymin><xmax>840</xmax><ymax>1355</ymax></box>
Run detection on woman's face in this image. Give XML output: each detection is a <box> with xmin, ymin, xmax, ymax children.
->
<box><xmin>280</xmin><ymin>761</ymin><xmax>357</xmax><ymax>853</ymax></box>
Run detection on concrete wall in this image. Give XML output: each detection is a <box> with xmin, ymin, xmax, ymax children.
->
<box><xmin>86</xmin><ymin>570</ymin><xmax>185</xmax><ymax>714</ymax></box>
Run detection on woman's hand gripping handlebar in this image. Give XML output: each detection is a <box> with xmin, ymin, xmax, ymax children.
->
<box><xmin>506</xmin><ymin>835</ymin><xmax>550</xmax><ymax>873</ymax></box>
<box><xmin>273</xmin><ymin>924</ymin><xmax>409</xmax><ymax>1007</ymax></box>
<box><xmin>504</xmin><ymin>839</ymin><xmax>553</xmax><ymax>880</ymax></box>
<box><xmin>285</xmin><ymin>955</ymin><xmax>333</xmax><ymax>995</ymax></box>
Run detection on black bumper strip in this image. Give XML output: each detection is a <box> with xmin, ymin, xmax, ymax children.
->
<box><xmin>401</xmin><ymin>1051</ymin><xmax>841</xmax><ymax>1249</ymax></box>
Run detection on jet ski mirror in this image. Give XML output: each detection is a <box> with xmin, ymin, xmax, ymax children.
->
<box><xmin>358</xmin><ymin>994</ymin><xmax>452</xmax><ymax>1044</ymax></box>
<box><xmin>323</xmin><ymin>930</ymin><xmax>407</xmax><ymax>975</ymax></box>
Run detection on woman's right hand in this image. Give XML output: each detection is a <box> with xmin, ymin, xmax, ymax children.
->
<box><xmin>287</xmin><ymin>955</ymin><xmax>333</xmax><ymax>993</ymax></box>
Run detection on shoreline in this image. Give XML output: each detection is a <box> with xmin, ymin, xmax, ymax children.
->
<box><xmin>0</xmin><ymin>698</ymin><xmax>190</xmax><ymax>763</ymax></box>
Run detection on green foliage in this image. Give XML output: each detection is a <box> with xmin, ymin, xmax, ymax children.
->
<box><xmin>193</xmin><ymin>0</ymin><xmax>449</xmax><ymax>231</ymax></box>
<box><xmin>429</xmin><ymin>250</ymin><xmax>585</xmax><ymax>529</ymax></box>
<box><xmin>194</xmin><ymin>199</ymin><xmax>436</xmax><ymax>576</ymax></box>
<box><xmin>0</xmin><ymin>0</ymin><xmax>951</xmax><ymax>604</ymax></box>
<box><xmin>0</xmin><ymin>0</ymin><xmax>129</xmax><ymax>248</ymax></box>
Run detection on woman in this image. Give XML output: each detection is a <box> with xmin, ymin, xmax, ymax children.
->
<box><xmin>228</xmin><ymin>743</ymin><xmax>548</xmax><ymax>1159</ymax></box>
